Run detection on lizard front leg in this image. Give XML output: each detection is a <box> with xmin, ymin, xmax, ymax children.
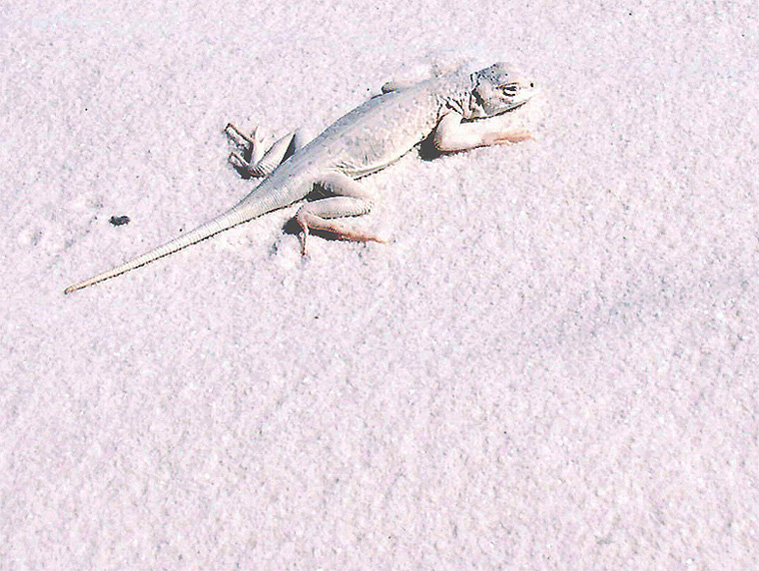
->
<box><xmin>433</xmin><ymin>111</ymin><xmax>532</xmax><ymax>152</ymax></box>
<box><xmin>295</xmin><ymin>172</ymin><xmax>385</xmax><ymax>255</ymax></box>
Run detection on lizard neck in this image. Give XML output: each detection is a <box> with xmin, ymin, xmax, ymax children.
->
<box><xmin>433</xmin><ymin>68</ymin><xmax>479</xmax><ymax>120</ymax></box>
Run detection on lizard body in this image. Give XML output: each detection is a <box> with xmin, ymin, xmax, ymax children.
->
<box><xmin>64</xmin><ymin>63</ymin><xmax>537</xmax><ymax>294</ymax></box>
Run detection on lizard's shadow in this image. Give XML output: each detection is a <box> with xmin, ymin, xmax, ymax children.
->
<box><xmin>417</xmin><ymin>134</ymin><xmax>444</xmax><ymax>162</ymax></box>
<box><xmin>417</xmin><ymin>134</ymin><xmax>474</xmax><ymax>162</ymax></box>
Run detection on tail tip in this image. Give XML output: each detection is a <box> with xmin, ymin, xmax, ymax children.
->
<box><xmin>63</xmin><ymin>283</ymin><xmax>83</xmax><ymax>295</ymax></box>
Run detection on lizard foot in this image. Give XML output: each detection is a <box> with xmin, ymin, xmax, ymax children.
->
<box><xmin>226</xmin><ymin>123</ymin><xmax>303</xmax><ymax>178</ymax></box>
<box><xmin>226</xmin><ymin>123</ymin><xmax>271</xmax><ymax>177</ymax></box>
<box><xmin>224</xmin><ymin>123</ymin><xmax>257</xmax><ymax>146</ymax></box>
<box><xmin>295</xmin><ymin>208</ymin><xmax>386</xmax><ymax>256</ymax></box>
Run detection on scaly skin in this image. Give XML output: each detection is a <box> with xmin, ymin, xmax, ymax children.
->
<box><xmin>64</xmin><ymin>63</ymin><xmax>537</xmax><ymax>294</ymax></box>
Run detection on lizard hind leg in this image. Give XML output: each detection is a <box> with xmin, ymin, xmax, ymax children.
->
<box><xmin>295</xmin><ymin>173</ymin><xmax>385</xmax><ymax>255</ymax></box>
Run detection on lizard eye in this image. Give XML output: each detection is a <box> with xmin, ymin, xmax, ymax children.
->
<box><xmin>501</xmin><ymin>83</ymin><xmax>520</xmax><ymax>95</ymax></box>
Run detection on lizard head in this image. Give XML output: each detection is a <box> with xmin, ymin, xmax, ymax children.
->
<box><xmin>467</xmin><ymin>63</ymin><xmax>537</xmax><ymax>119</ymax></box>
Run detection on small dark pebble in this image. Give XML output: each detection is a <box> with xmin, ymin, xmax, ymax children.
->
<box><xmin>109</xmin><ymin>215</ymin><xmax>131</xmax><ymax>226</ymax></box>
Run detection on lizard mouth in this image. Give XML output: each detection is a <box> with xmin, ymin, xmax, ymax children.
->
<box><xmin>501</xmin><ymin>100</ymin><xmax>528</xmax><ymax>114</ymax></box>
<box><xmin>469</xmin><ymin>100</ymin><xmax>528</xmax><ymax>122</ymax></box>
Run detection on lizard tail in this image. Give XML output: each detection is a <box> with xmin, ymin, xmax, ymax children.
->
<box><xmin>64</xmin><ymin>192</ymin><xmax>278</xmax><ymax>294</ymax></box>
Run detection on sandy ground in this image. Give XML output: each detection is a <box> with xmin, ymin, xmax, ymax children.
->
<box><xmin>2</xmin><ymin>0</ymin><xmax>758</xmax><ymax>568</ymax></box>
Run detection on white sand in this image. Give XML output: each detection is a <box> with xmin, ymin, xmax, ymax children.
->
<box><xmin>2</xmin><ymin>0</ymin><xmax>758</xmax><ymax>568</ymax></box>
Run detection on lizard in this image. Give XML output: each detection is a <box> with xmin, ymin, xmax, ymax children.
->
<box><xmin>64</xmin><ymin>62</ymin><xmax>538</xmax><ymax>294</ymax></box>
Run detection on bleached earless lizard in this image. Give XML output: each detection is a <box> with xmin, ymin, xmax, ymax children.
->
<box><xmin>64</xmin><ymin>63</ymin><xmax>537</xmax><ymax>294</ymax></box>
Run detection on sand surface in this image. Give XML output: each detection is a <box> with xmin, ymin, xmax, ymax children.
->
<box><xmin>2</xmin><ymin>0</ymin><xmax>758</xmax><ymax>568</ymax></box>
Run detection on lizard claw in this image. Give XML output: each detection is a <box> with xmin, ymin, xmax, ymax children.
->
<box><xmin>296</xmin><ymin>214</ymin><xmax>310</xmax><ymax>255</ymax></box>
<box><xmin>225</xmin><ymin>123</ymin><xmax>255</xmax><ymax>146</ymax></box>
